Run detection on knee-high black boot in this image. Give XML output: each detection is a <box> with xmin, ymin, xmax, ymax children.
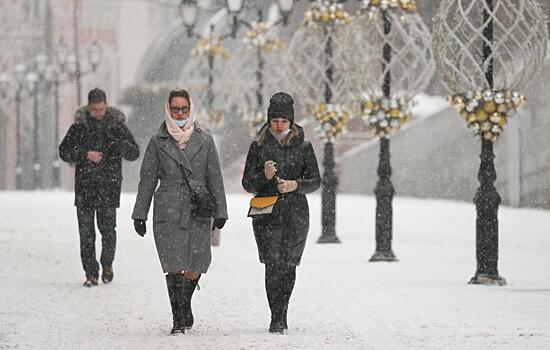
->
<box><xmin>181</xmin><ymin>274</ymin><xmax>201</xmax><ymax>329</ymax></box>
<box><xmin>265</xmin><ymin>264</ymin><xmax>285</xmax><ymax>334</ymax></box>
<box><xmin>174</xmin><ymin>274</ymin><xmax>187</xmax><ymax>333</ymax></box>
<box><xmin>165</xmin><ymin>274</ymin><xmax>185</xmax><ymax>334</ymax></box>
<box><xmin>281</xmin><ymin>266</ymin><xmax>296</xmax><ymax>330</ymax></box>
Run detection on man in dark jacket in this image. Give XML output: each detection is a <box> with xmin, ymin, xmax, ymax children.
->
<box><xmin>59</xmin><ymin>88</ymin><xmax>140</xmax><ymax>287</ymax></box>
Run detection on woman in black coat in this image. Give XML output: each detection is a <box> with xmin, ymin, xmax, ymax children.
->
<box><xmin>242</xmin><ymin>92</ymin><xmax>321</xmax><ymax>334</ymax></box>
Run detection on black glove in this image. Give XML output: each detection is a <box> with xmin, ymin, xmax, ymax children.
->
<box><xmin>134</xmin><ymin>219</ymin><xmax>146</xmax><ymax>237</ymax></box>
<box><xmin>212</xmin><ymin>218</ymin><xmax>226</xmax><ymax>231</ymax></box>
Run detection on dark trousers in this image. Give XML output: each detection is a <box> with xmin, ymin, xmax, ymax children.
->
<box><xmin>76</xmin><ymin>206</ymin><xmax>117</xmax><ymax>278</ymax></box>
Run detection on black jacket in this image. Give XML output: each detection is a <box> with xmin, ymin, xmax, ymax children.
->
<box><xmin>242</xmin><ymin>123</ymin><xmax>321</xmax><ymax>266</ymax></box>
<box><xmin>59</xmin><ymin>109</ymin><xmax>139</xmax><ymax>208</ymax></box>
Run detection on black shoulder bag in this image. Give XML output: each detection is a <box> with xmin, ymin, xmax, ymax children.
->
<box><xmin>178</xmin><ymin>164</ymin><xmax>216</xmax><ymax>218</ymax></box>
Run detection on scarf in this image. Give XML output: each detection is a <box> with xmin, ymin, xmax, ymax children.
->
<box><xmin>164</xmin><ymin>100</ymin><xmax>196</xmax><ymax>149</ymax></box>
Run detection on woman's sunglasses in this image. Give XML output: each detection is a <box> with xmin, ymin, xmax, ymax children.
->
<box><xmin>170</xmin><ymin>106</ymin><xmax>190</xmax><ymax>114</ymax></box>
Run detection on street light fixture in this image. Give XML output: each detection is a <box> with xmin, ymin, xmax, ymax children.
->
<box><xmin>225</xmin><ymin>0</ymin><xmax>244</xmax><ymax>14</ymax></box>
<box><xmin>13</xmin><ymin>64</ymin><xmax>26</xmax><ymax>188</ymax></box>
<box><xmin>43</xmin><ymin>63</ymin><xmax>62</xmax><ymax>188</ymax></box>
<box><xmin>180</xmin><ymin>0</ymin><xmax>200</xmax><ymax>35</ymax></box>
<box><xmin>276</xmin><ymin>0</ymin><xmax>294</xmax><ymax>25</ymax></box>
<box><xmin>35</xmin><ymin>54</ymin><xmax>49</xmax><ymax>75</ymax></box>
<box><xmin>179</xmin><ymin>1</ymin><xmax>236</xmax><ymax>130</ymax></box>
<box><xmin>0</xmin><ymin>72</ymin><xmax>10</xmax><ymax>93</ymax></box>
<box><xmin>25</xmin><ymin>71</ymin><xmax>41</xmax><ymax>190</ymax></box>
<box><xmin>15</xmin><ymin>64</ymin><xmax>26</xmax><ymax>84</ymax></box>
<box><xmin>433</xmin><ymin>0</ymin><xmax>548</xmax><ymax>285</ymax></box>
<box><xmin>87</xmin><ymin>41</ymin><xmax>103</xmax><ymax>72</ymax></box>
<box><xmin>288</xmin><ymin>0</ymin><xmax>352</xmax><ymax>244</ymax></box>
<box><xmin>54</xmin><ymin>38</ymin><xmax>102</xmax><ymax>107</ymax></box>
<box><xmin>344</xmin><ymin>0</ymin><xmax>435</xmax><ymax>261</ymax></box>
<box><xmin>55</xmin><ymin>42</ymin><xmax>69</xmax><ymax>67</ymax></box>
<box><xmin>220</xmin><ymin>1</ymin><xmax>295</xmax><ymax>136</ymax></box>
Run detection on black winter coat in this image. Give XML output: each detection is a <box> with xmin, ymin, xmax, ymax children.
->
<box><xmin>242</xmin><ymin>123</ymin><xmax>321</xmax><ymax>266</ymax></box>
<box><xmin>59</xmin><ymin>110</ymin><xmax>139</xmax><ymax>208</ymax></box>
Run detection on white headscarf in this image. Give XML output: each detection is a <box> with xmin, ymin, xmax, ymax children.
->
<box><xmin>164</xmin><ymin>97</ymin><xmax>196</xmax><ymax>149</ymax></box>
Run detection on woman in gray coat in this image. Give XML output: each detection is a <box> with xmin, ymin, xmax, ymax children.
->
<box><xmin>132</xmin><ymin>89</ymin><xmax>228</xmax><ymax>335</ymax></box>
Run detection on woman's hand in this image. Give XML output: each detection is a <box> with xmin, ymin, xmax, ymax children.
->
<box><xmin>277</xmin><ymin>179</ymin><xmax>298</xmax><ymax>193</ymax></box>
<box><xmin>264</xmin><ymin>160</ymin><xmax>277</xmax><ymax>180</ymax></box>
<box><xmin>133</xmin><ymin>219</ymin><xmax>146</xmax><ymax>237</ymax></box>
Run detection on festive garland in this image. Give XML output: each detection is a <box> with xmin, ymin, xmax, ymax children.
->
<box><xmin>361</xmin><ymin>97</ymin><xmax>412</xmax><ymax>138</ymax></box>
<box><xmin>192</xmin><ymin>37</ymin><xmax>230</xmax><ymax>59</ymax></box>
<box><xmin>313</xmin><ymin>103</ymin><xmax>349</xmax><ymax>142</ymax></box>
<box><xmin>304</xmin><ymin>0</ymin><xmax>352</xmax><ymax>28</ymax></box>
<box><xmin>360</xmin><ymin>0</ymin><xmax>417</xmax><ymax>13</ymax></box>
<box><xmin>450</xmin><ymin>89</ymin><xmax>525</xmax><ymax>142</ymax></box>
<box><xmin>243</xmin><ymin>22</ymin><xmax>284</xmax><ymax>52</ymax></box>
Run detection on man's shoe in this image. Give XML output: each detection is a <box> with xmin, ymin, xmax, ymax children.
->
<box><xmin>83</xmin><ymin>277</ymin><xmax>99</xmax><ymax>287</ymax></box>
<box><xmin>102</xmin><ymin>266</ymin><xmax>114</xmax><ymax>284</ymax></box>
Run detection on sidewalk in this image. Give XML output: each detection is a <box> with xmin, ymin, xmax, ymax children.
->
<box><xmin>0</xmin><ymin>192</ymin><xmax>549</xmax><ymax>349</ymax></box>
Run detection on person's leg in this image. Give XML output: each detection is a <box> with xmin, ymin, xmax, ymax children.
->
<box><xmin>265</xmin><ymin>263</ymin><xmax>285</xmax><ymax>333</ymax></box>
<box><xmin>76</xmin><ymin>206</ymin><xmax>99</xmax><ymax>285</ymax></box>
<box><xmin>166</xmin><ymin>272</ymin><xmax>185</xmax><ymax>334</ymax></box>
<box><xmin>97</xmin><ymin>207</ymin><xmax>116</xmax><ymax>283</ymax></box>
<box><xmin>181</xmin><ymin>271</ymin><xmax>201</xmax><ymax>329</ymax></box>
<box><xmin>281</xmin><ymin>266</ymin><xmax>296</xmax><ymax>330</ymax></box>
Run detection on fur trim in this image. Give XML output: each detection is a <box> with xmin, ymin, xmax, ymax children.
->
<box><xmin>74</xmin><ymin>106</ymin><xmax>127</xmax><ymax>124</ymax></box>
<box><xmin>257</xmin><ymin>123</ymin><xmax>300</xmax><ymax>146</ymax></box>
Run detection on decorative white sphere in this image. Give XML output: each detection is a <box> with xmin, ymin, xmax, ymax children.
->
<box><xmin>287</xmin><ymin>9</ymin><xmax>352</xmax><ymax>110</ymax></box>
<box><xmin>343</xmin><ymin>6</ymin><xmax>435</xmax><ymax>106</ymax></box>
<box><xmin>433</xmin><ymin>0</ymin><xmax>548</xmax><ymax>93</ymax></box>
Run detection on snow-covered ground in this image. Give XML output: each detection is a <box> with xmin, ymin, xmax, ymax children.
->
<box><xmin>1</xmin><ymin>191</ymin><xmax>549</xmax><ymax>349</ymax></box>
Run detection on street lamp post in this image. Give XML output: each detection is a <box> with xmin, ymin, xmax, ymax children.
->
<box><xmin>45</xmin><ymin>65</ymin><xmax>62</xmax><ymax>188</ymax></box>
<box><xmin>220</xmin><ymin>2</ymin><xmax>294</xmax><ymax>135</ymax></box>
<box><xmin>54</xmin><ymin>38</ymin><xmax>102</xmax><ymax>108</ymax></box>
<box><xmin>345</xmin><ymin>0</ymin><xmax>435</xmax><ymax>260</ymax></box>
<box><xmin>0</xmin><ymin>64</ymin><xmax>29</xmax><ymax>189</ymax></box>
<box><xmin>433</xmin><ymin>0</ymin><xmax>548</xmax><ymax>285</ymax></box>
<box><xmin>72</xmin><ymin>0</ymin><xmax>83</xmax><ymax>106</ymax></box>
<box><xmin>288</xmin><ymin>0</ymin><xmax>352</xmax><ymax>244</ymax></box>
<box><xmin>179</xmin><ymin>0</ymin><xmax>233</xmax><ymax>130</ymax></box>
<box><xmin>25</xmin><ymin>71</ymin><xmax>41</xmax><ymax>190</ymax></box>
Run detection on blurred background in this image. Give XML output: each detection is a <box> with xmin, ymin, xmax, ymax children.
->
<box><xmin>0</xmin><ymin>0</ymin><xmax>549</xmax><ymax>209</ymax></box>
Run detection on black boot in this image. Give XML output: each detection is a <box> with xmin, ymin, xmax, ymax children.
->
<box><xmin>265</xmin><ymin>265</ymin><xmax>285</xmax><ymax>334</ymax></box>
<box><xmin>165</xmin><ymin>274</ymin><xmax>185</xmax><ymax>334</ymax></box>
<box><xmin>181</xmin><ymin>274</ymin><xmax>201</xmax><ymax>329</ymax></box>
<box><xmin>280</xmin><ymin>266</ymin><xmax>296</xmax><ymax>331</ymax></box>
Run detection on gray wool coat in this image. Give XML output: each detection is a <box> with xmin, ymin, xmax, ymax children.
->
<box><xmin>132</xmin><ymin>122</ymin><xmax>228</xmax><ymax>273</ymax></box>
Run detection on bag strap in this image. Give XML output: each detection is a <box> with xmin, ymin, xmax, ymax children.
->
<box><xmin>177</xmin><ymin>163</ymin><xmax>195</xmax><ymax>194</ymax></box>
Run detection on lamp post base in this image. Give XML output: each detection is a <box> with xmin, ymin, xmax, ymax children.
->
<box><xmin>369</xmin><ymin>250</ymin><xmax>398</xmax><ymax>262</ymax></box>
<box><xmin>317</xmin><ymin>234</ymin><xmax>341</xmax><ymax>244</ymax></box>
<box><xmin>468</xmin><ymin>273</ymin><xmax>506</xmax><ymax>286</ymax></box>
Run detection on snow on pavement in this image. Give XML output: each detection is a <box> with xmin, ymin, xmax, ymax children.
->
<box><xmin>0</xmin><ymin>191</ymin><xmax>549</xmax><ymax>349</ymax></box>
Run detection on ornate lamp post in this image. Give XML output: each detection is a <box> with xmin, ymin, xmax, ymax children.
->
<box><xmin>19</xmin><ymin>54</ymin><xmax>58</xmax><ymax>190</ymax></box>
<box><xmin>220</xmin><ymin>1</ymin><xmax>295</xmax><ymax>136</ymax></box>
<box><xmin>433</xmin><ymin>0</ymin><xmax>548</xmax><ymax>285</ymax></box>
<box><xmin>180</xmin><ymin>1</ymin><xmax>234</xmax><ymax>130</ymax></box>
<box><xmin>55</xmin><ymin>39</ymin><xmax>102</xmax><ymax>107</ymax></box>
<box><xmin>288</xmin><ymin>0</ymin><xmax>352</xmax><ymax>243</ymax></box>
<box><xmin>42</xmin><ymin>64</ymin><xmax>62</xmax><ymax>188</ymax></box>
<box><xmin>344</xmin><ymin>0</ymin><xmax>435</xmax><ymax>261</ymax></box>
<box><xmin>25</xmin><ymin>70</ymin><xmax>42</xmax><ymax>190</ymax></box>
<box><xmin>0</xmin><ymin>64</ymin><xmax>29</xmax><ymax>189</ymax></box>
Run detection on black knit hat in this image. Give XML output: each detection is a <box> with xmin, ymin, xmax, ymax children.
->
<box><xmin>267</xmin><ymin>92</ymin><xmax>294</xmax><ymax>123</ymax></box>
